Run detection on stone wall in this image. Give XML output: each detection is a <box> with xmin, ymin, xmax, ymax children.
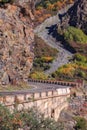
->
<box><xmin>0</xmin><ymin>87</ymin><xmax>70</xmax><ymax>121</ymax></box>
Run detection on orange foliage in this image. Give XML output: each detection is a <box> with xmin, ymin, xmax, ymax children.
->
<box><xmin>42</xmin><ymin>14</ymin><xmax>51</xmax><ymax>20</ymax></box>
<box><xmin>47</xmin><ymin>4</ymin><xmax>54</xmax><ymax>10</ymax></box>
<box><xmin>12</xmin><ymin>114</ymin><xmax>22</xmax><ymax>126</ymax></box>
<box><xmin>35</xmin><ymin>0</ymin><xmax>75</xmax><ymax>24</ymax></box>
<box><xmin>42</xmin><ymin>56</ymin><xmax>53</xmax><ymax>62</ymax></box>
<box><xmin>54</xmin><ymin>1</ymin><xmax>63</xmax><ymax>9</ymax></box>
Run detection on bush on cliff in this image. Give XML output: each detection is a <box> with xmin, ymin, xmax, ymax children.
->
<box><xmin>0</xmin><ymin>0</ymin><xmax>15</xmax><ymax>3</ymax></box>
<box><xmin>0</xmin><ymin>104</ymin><xmax>64</xmax><ymax>130</ymax></box>
<box><xmin>63</xmin><ymin>26</ymin><xmax>87</xmax><ymax>44</ymax></box>
<box><xmin>33</xmin><ymin>35</ymin><xmax>58</xmax><ymax>71</ymax></box>
<box><xmin>0</xmin><ymin>104</ymin><xmax>13</xmax><ymax>130</ymax></box>
<box><xmin>52</xmin><ymin>53</ymin><xmax>87</xmax><ymax>80</ymax></box>
<box><xmin>74</xmin><ymin>116</ymin><xmax>87</xmax><ymax>130</ymax></box>
<box><xmin>0</xmin><ymin>0</ymin><xmax>9</xmax><ymax>2</ymax></box>
<box><xmin>73</xmin><ymin>53</ymin><xmax>87</xmax><ymax>63</ymax></box>
<box><xmin>29</xmin><ymin>71</ymin><xmax>48</xmax><ymax>80</ymax></box>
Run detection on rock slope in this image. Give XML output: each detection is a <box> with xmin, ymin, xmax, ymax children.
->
<box><xmin>59</xmin><ymin>0</ymin><xmax>87</xmax><ymax>34</ymax></box>
<box><xmin>0</xmin><ymin>1</ymin><xmax>34</xmax><ymax>85</ymax></box>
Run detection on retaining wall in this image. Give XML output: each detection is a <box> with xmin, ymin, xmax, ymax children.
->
<box><xmin>0</xmin><ymin>87</ymin><xmax>70</xmax><ymax>121</ymax></box>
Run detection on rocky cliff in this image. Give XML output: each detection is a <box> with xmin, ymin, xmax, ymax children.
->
<box><xmin>0</xmin><ymin>1</ymin><xmax>34</xmax><ymax>85</ymax></box>
<box><xmin>58</xmin><ymin>0</ymin><xmax>87</xmax><ymax>34</ymax></box>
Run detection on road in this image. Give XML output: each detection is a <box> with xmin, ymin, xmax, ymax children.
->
<box><xmin>0</xmin><ymin>81</ymin><xmax>69</xmax><ymax>96</ymax></box>
<box><xmin>0</xmin><ymin>6</ymin><xmax>73</xmax><ymax>96</ymax></box>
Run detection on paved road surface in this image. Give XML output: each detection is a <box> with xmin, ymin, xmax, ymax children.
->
<box><xmin>0</xmin><ymin>81</ymin><xmax>69</xmax><ymax>96</ymax></box>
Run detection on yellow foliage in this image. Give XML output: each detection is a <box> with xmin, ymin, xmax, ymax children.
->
<box><xmin>30</xmin><ymin>71</ymin><xmax>48</xmax><ymax>80</ymax></box>
<box><xmin>62</xmin><ymin>64</ymin><xmax>75</xmax><ymax>76</ymax></box>
<box><xmin>42</xmin><ymin>56</ymin><xmax>54</xmax><ymax>62</ymax></box>
<box><xmin>79</xmin><ymin>65</ymin><xmax>87</xmax><ymax>71</ymax></box>
<box><xmin>47</xmin><ymin>4</ymin><xmax>54</xmax><ymax>10</ymax></box>
<box><xmin>55</xmin><ymin>1</ymin><xmax>63</xmax><ymax>9</ymax></box>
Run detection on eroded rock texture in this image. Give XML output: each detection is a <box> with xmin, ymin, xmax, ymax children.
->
<box><xmin>0</xmin><ymin>1</ymin><xmax>34</xmax><ymax>85</ymax></box>
<box><xmin>59</xmin><ymin>0</ymin><xmax>87</xmax><ymax>34</ymax></box>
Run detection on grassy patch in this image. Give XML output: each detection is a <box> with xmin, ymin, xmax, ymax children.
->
<box><xmin>34</xmin><ymin>35</ymin><xmax>58</xmax><ymax>58</ymax></box>
<box><xmin>0</xmin><ymin>104</ymin><xmax>64</xmax><ymax>130</ymax></box>
<box><xmin>36</xmin><ymin>0</ymin><xmax>73</xmax><ymax>11</ymax></box>
<box><xmin>29</xmin><ymin>71</ymin><xmax>48</xmax><ymax>80</ymax></box>
<box><xmin>0</xmin><ymin>82</ymin><xmax>32</xmax><ymax>92</ymax></box>
<box><xmin>54</xmin><ymin>26</ymin><xmax>87</xmax><ymax>80</ymax></box>
<box><xmin>74</xmin><ymin>116</ymin><xmax>87</xmax><ymax>130</ymax></box>
<box><xmin>63</xmin><ymin>26</ymin><xmax>87</xmax><ymax>44</ymax></box>
<box><xmin>52</xmin><ymin>53</ymin><xmax>87</xmax><ymax>80</ymax></box>
<box><xmin>33</xmin><ymin>35</ymin><xmax>58</xmax><ymax>72</ymax></box>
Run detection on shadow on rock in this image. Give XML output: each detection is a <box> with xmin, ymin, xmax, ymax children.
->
<box><xmin>46</xmin><ymin>24</ymin><xmax>76</xmax><ymax>54</ymax></box>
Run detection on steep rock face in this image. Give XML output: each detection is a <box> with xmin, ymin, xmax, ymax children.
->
<box><xmin>0</xmin><ymin>2</ymin><xmax>34</xmax><ymax>85</ymax></box>
<box><xmin>59</xmin><ymin>0</ymin><xmax>87</xmax><ymax>34</ymax></box>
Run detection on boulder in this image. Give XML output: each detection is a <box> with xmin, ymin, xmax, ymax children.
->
<box><xmin>1</xmin><ymin>72</ymin><xmax>9</xmax><ymax>85</ymax></box>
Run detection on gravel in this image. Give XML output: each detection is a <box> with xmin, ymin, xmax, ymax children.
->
<box><xmin>34</xmin><ymin>8</ymin><xmax>73</xmax><ymax>74</ymax></box>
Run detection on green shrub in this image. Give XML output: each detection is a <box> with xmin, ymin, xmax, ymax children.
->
<box><xmin>75</xmin><ymin>116</ymin><xmax>87</xmax><ymax>130</ymax></box>
<box><xmin>34</xmin><ymin>35</ymin><xmax>58</xmax><ymax>58</ymax></box>
<box><xmin>0</xmin><ymin>104</ymin><xmax>64</xmax><ymax>130</ymax></box>
<box><xmin>51</xmin><ymin>58</ymin><xmax>87</xmax><ymax>80</ymax></box>
<box><xmin>33</xmin><ymin>35</ymin><xmax>58</xmax><ymax>71</ymax></box>
<box><xmin>73</xmin><ymin>53</ymin><xmax>87</xmax><ymax>63</ymax></box>
<box><xmin>0</xmin><ymin>104</ymin><xmax>13</xmax><ymax>130</ymax></box>
<box><xmin>0</xmin><ymin>0</ymin><xmax>9</xmax><ymax>2</ymax></box>
<box><xmin>33</xmin><ymin>58</ymin><xmax>51</xmax><ymax>71</ymax></box>
<box><xmin>63</xmin><ymin>26</ymin><xmax>87</xmax><ymax>44</ymax></box>
<box><xmin>77</xmin><ymin>70</ymin><xmax>86</xmax><ymax>78</ymax></box>
<box><xmin>29</xmin><ymin>71</ymin><xmax>48</xmax><ymax>80</ymax></box>
<box><xmin>0</xmin><ymin>0</ymin><xmax>15</xmax><ymax>3</ymax></box>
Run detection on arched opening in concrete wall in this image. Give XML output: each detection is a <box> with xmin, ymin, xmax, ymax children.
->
<box><xmin>51</xmin><ymin>109</ymin><xmax>55</xmax><ymax>118</ymax></box>
<box><xmin>46</xmin><ymin>92</ymin><xmax>48</xmax><ymax>96</ymax></box>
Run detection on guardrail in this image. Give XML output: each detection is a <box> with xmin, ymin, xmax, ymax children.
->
<box><xmin>0</xmin><ymin>88</ymin><xmax>70</xmax><ymax>106</ymax></box>
<box><xmin>28</xmin><ymin>78</ymin><xmax>83</xmax><ymax>87</ymax></box>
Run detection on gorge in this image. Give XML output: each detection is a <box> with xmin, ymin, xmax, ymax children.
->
<box><xmin>0</xmin><ymin>0</ymin><xmax>87</xmax><ymax>129</ymax></box>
